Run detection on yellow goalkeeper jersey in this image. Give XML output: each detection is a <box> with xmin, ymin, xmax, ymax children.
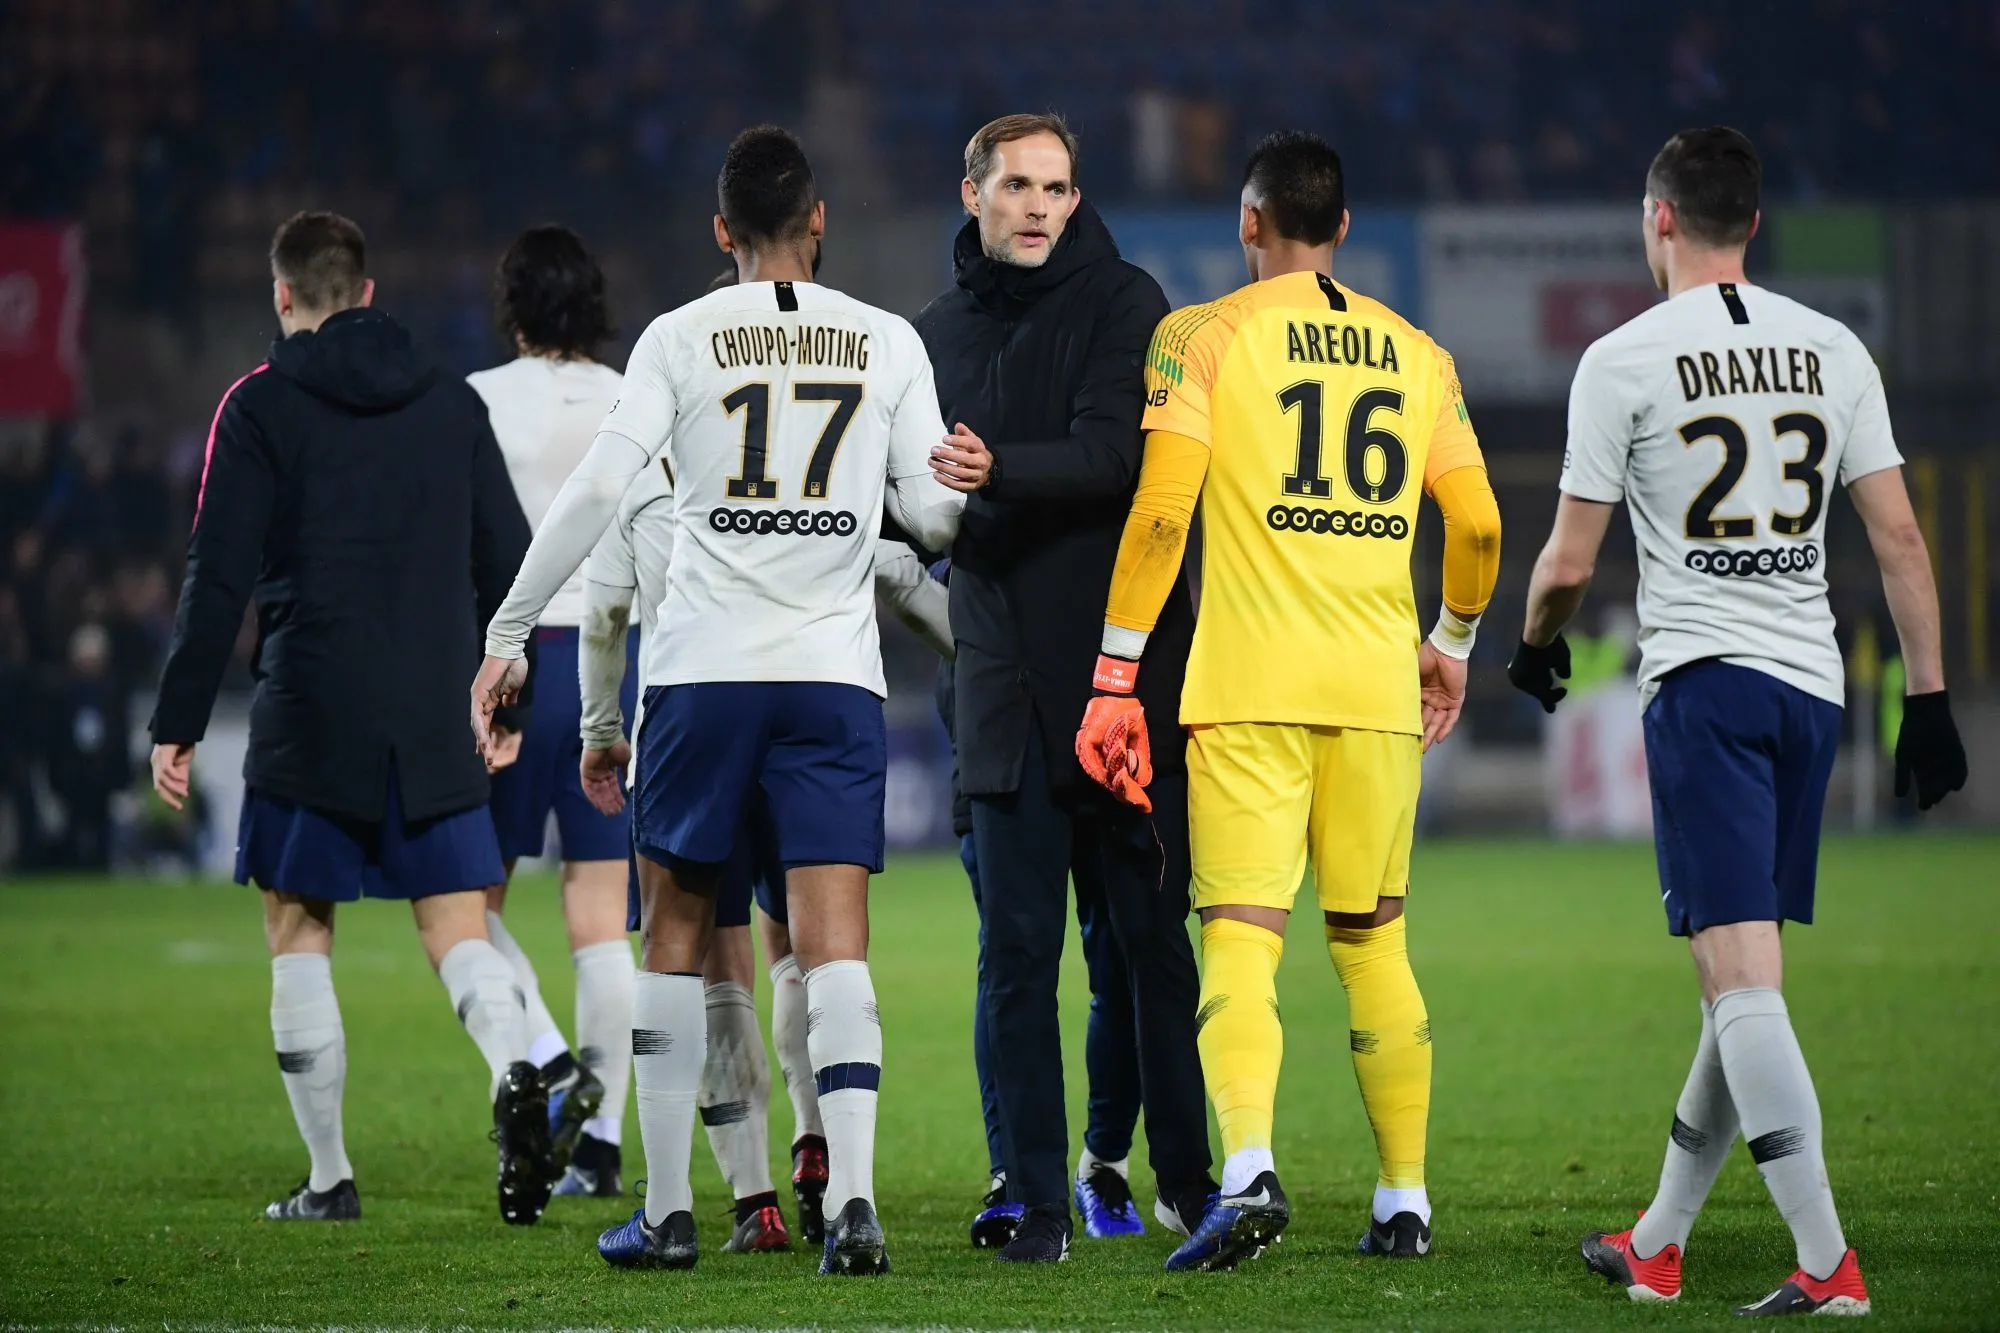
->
<box><xmin>1142</xmin><ymin>270</ymin><xmax>1482</xmax><ymax>733</ymax></box>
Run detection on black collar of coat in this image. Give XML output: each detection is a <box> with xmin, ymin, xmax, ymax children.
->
<box><xmin>952</xmin><ymin>198</ymin><xmax>1120</xmax><ymax>318</ymax></box>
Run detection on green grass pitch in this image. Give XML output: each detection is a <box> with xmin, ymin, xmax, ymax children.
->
<box><xmin>2</xmin><ymin>835</ymin><xmax>1997</xmax><ymax>1331</ymax></box>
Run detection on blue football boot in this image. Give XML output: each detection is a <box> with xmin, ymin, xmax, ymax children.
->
<box><xmin>819</xmin><ymin>1197</ymin><xmax>890</xmax><ymax>1276</ymax></box>
<box><xmin>1074</xmin><ymin>1164</ymin><xmax>1145</xmax><ymax>1238</ymax></box>
<box><xmin>540</xmin><ymin>1052</ymin><xmax>604</xmax><ymax>1174</ymax></box>
<box><xmin>971</xmin><ymin>1173</ymin><xmax>1024</xmax><ymax>1249</ymax></box>
<box><xmin>1164</xmin><ymin>1170</ymin><xmax>1289</xmax><ymax>1272</ymax></box>
<box><xmin>598</xmin><ymin>1207</ymin><xmax>697</xmax><ymax>1269</ymax></box>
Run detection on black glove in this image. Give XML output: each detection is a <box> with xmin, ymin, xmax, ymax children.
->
<box><xmin>1507</xmin><ymin>635</ymin><xmax>1572</xmax><ymax>713</ymax></box>
<box><xmin>1895</xmin><ymin>690</ymin><xmax>1968</xmax><ymax>811</ymax></box>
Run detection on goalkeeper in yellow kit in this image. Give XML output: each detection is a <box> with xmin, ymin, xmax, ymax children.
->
<box><xmin>1076</xmin><ymin>131</ymin><xmax>1501</xmax><ymax>1273</ymax></box>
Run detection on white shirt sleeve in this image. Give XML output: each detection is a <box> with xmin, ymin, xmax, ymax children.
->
<box><xmin>871</xmin><ymin>539</ymin><xmax>953</xmax><ymax>660</ymax></box>
<box><xmin>1838</xmin><ymin>349</ymin><xmax>1904</xmax><ymax>485</ymax></box>
<box><xmin>1558</xmin><ymin>339</ymin><xmax>1634</xmax><ymax>503</ymax></box>
<box><xmin>484</xmin><ymin>325</ymin><xmax>678</xmax><ymax>658</ymax></box>
<box><xmin>881</xmin><ymin>348</ymin><xmax>964</xmax><ymax>551</ymax></box>
<box><xmin>578</xmin><ymin>508</ymin><xmax>638</xmax><ymax>750</ymax></box>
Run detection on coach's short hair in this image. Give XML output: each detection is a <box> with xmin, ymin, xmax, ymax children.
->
<box><xmin>494</xmin><ymin>225</ymin><xmax>614</xmax><ymax>358</ymax></box>
<box><xmin>270</xmin><ymin>211</ymin><xmax>367</xmax><ymax>312</ymax></box>
<box><xmin>964</xmin><ymin>112</ymin><xmax>1079</xmax><ymax>189</ymax></box>
<box><xmin>1647</xmin><ymin>127</ymin><xmax>1761</xmax><ymax>248</ymax></box>
<box><xmin>1243</xmin><ymin>131</ymin><xmax>1346</xmax><ymax>247</ymax></box>
<box><xmin>718</xmin><ymin>126</ymin><xmax>818</xmax><ymax>246</ymax></box>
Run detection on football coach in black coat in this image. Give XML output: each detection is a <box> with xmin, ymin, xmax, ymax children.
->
<box><xmin>148</xmin><ymin>212</ymin><xmax>558</xmax><ymax>1227</ymax></box>
<box><xmin>920</xmin><ymin>114</ymin><xmax>1213</xmax><ymax>1262</ymax></box>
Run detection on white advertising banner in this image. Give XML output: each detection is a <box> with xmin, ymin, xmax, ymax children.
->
<box><xmin>1420</xmin><ymin>206</ymin><xmax>1658</xmax><ymax>403</ymax></box>
<box><xmin>1544</xmin><ymin>678</ymin><xmax>1653</xmax><ymax>839</ymax></box>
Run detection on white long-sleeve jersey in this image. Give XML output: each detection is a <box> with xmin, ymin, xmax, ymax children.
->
<box><xmin>468</xmin><ymin>356</ymin><xmax>624</xmax><ymax>627</ymax></box>
<box><xmin>577</xmin><ymin>460</ymin><xmax>954</xmax><ymax>750</ymax></box>
<box><xmin>485</xmin><ymin>279</ymin><xmax>964</xmax><ymax>697</ymax></box>
<box><xmin>1559</xmin><ymin>281</ymin><xmax>1902</xmax><ymax>705</ymax></box>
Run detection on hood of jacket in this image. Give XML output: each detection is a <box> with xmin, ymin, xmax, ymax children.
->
<box><xmin>267</xmin><ymin>307</ymin><xmax>438</xmax><ymax>414</ymax></box>
<box><xmin>952</xmin><ymin>198</ymin><xmax>1122</xmax><ymax>319</ymax></box>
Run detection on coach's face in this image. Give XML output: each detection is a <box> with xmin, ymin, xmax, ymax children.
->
<box><xmin>963</xmin><ymin>132</ymin><xmax>1080</xmax><ymax>268</ymax></box>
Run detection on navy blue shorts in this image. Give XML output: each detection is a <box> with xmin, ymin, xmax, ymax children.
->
<box><xmin>1643</xmin><ymin>659</ymin><xmax>1841</xmax><ymax>937</ymax></box>
<box><xmin>236</xmin><ymin>768</ymin><xmax>505</xmax><ymax>902</ymax></box>
<box><xmin>489</xmin><ymin>626</ymin><xmax>640</xmax><ymax>863</ymax></box>
<box><xmin>626</xmin><ymin>797</ymin><xmax>788</xmax><ymax>932</ymax></box>
<box><xmin>634</xmin><ymin>681</ymin><xmax>886</xmax><ymax>878</ymax></box>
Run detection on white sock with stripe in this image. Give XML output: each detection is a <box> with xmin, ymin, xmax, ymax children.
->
<box><xmin>437</xmin><ymin>938</ymin><xmax>528</xmax><ymax>1098</ymax></box>
<box><xmin>632</xmin><ymin>971</ymin><xmax>706</xmax><ymax>1226</ymax></box>
<box><xmin>574</xmin><ymin>939</ymin><xmax>635</xmax><ymax>1145</ymax></box>
<box><xmin>271</xmin><ymin>953</ymin><xmax>352</xmax><ymax>1193</ymax></box>
<box><xmin>484</xmin><ymin>910</ymin><xmax>567</xmax><ymax>1068</ymax></box>
<box><xmin>804</xmin><ymin>959</ymin><xmax>881</xmax><ymax>1214</ymax></box>
<box><xmin>769</xmin><ymin>953</ymin><xmax>824</xmax><ymax>1141</ymax></box>
<box><xmin>699</xmin><ymin>981</ymin><xmax>774</xmax><ymax>1199</ymax></box>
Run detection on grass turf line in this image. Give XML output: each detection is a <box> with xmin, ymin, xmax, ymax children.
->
<box><xmin>1</xmin><ymin>835</ymin><xmax>1996</xmax><ymax>1330</ymax></box>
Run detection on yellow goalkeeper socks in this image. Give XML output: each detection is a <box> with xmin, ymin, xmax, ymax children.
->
<box><xmin>1328</xmin><ymin>915</ymin><xmax>1431</xmax><ymax>1197</ymax></box>
<box><xmin>1196</xmin><ymin>917</ymin><xmax>1286</xmax><ymax>1166</ymax></box>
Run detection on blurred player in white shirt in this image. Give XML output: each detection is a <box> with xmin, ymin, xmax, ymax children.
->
<box><xmin>1511</xmin><ymin>127</ymin><xmax>1967</xmax><ymax>1317</ymax></box>
<box><xmin>470</xmin><ymin>126</ymin><xmax>980</xmax><ymax>1276</ymax></box>
<box><xmin>467</xmin><ymin>228</ymin><xmax>635</xmax><ymax>1195</ymax></box>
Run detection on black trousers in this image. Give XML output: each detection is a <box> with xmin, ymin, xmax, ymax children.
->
<box><xmin>970</xmin><ymin>724</ymin><xmax>1210</xmax><ymax>1208</ymax></box>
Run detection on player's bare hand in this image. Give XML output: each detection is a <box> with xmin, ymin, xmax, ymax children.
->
<box><xmin>580</xmin><ymin>740</ymin><xmax>632</xmax><ymax>816</ymax></box>
<box><xmin>1418</xmin><ymin>641</ymin><xmax>1467</xmax><ymax>752</ymax></box>
<box><xmin>484</xmin><ymin>726</ymin><xmax>523</xmax><ymax>775</ymax></box>
<box><xmin>151</xmin><ymin>742</ymin><xmax>196</xmax><ymax>811</ymax></box>
<box><xmin>470</xmin><ymin>654</ymin><xmax>529</xmax><ymax>762</ymax></box>
<box><xmin>931</xmin><ymin>422</ymin><xmax>993</xmax><ymax>493</ymax></box>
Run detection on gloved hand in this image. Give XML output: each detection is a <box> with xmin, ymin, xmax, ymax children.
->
<box><xmin>1075</xmin><ymin>654</ymin><xmax>1153</xmax><ymax>812</ymax></box>
<box><xmin>1895</xmin><ymin>690</ymin><xmax>1968</xmax><ymax>811</ymax></box>
<box><xmin>1507</xmin><ymin>635</ymin><xmax>1573</xmax><ymax>714</ymax></box>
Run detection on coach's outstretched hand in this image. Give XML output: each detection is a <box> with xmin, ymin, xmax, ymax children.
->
<box><xmin>1896</xmin><ymin>690</ymin><xmax>1969</xmax><ymax>811</ymax></box>
<box><xmin>470</xmin><ymin>654</ymin><xmax>530</xmax><ymax>764</ymax></box>
<box><xmin>1507</xmin><ymin>635</ymin><xmax>1572</xmax><ymax>714</ymax></box>
<box><xmin>580</xmin><ymin>741</ymin><xmax>632</xmax><ymax>816</ymax></box>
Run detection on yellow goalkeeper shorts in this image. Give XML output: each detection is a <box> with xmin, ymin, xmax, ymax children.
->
<box><xmin>1186</xmin><ymin>721</ymin><xmax>1420</xmax><ymax>916</ymax></box>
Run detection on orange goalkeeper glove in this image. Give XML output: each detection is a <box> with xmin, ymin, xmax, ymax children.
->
<box><xmin>1075</xmin><ymin>654</ymin><xmax>1153</xmax><ymax>813</ymax></box>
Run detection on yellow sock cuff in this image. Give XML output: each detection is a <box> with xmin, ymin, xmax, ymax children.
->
<box><xmin>1326</xmin><ymin>913</ymin><xmax>1407</xmax><ymax>974</ymax></box>
<box><xmin>1202</xmin><ymin>916</ymin><xmax>1286</xmax><ymax>967</ymax></box>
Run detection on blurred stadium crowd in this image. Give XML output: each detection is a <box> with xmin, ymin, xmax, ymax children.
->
<box><xmin>2</xmin><ymin>0</ymin><xmax>1995</xmax><ymax>868</ymax></box>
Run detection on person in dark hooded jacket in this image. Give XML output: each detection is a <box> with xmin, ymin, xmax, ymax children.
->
<box><xmin>919</xmin><ymin>114</ymin><xmax>1214</xmax><ymax>1263</ymax></box>
<box><xmin>147</xmin><ymin>211</ymin><xmax>557</xmax><ymax>1229</ymax></box>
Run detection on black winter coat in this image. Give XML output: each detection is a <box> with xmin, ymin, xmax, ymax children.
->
<box><xmin>915</xmin><ymin>202</ymin><xmax>1196</xmax><ymax>801</ymax></box>
<box><xmin>149</xmin><ymin>308</ymin><xmax>533</xmax><ymax>823</ymax></box>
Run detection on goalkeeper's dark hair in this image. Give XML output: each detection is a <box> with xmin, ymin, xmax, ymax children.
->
<box><xmin>1242</xmin><ymin>131</ymin><xmax>1346</xmax><ymax>247</ymax></box>
<box><xmin>1647</xmin><ymin>127</ymin><xmax>1761</xmax><ymax>247</ymax></box>
<box><xmin>718</xmin><ymin>125</ymin><xmax>818</xmax><ymax>246</ymax></box>
<box><xmin>494</xmin><ymin>225</ymin><xmax>615</xmax><ymax>358</ymax></box>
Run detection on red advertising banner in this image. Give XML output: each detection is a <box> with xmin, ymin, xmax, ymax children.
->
<box><xmin>0</xmin><ymin>222</ymin><xmax>86</xmax><ymax>419</ymax></box>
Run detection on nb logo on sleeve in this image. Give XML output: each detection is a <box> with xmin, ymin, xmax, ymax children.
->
<box><xmin>709</xmin><ymin>507</ymin><xmax>859</xmax><ymax>538</ymax></box>
<box><xmin>1266</xmin><ymin>505</ymin><xmax>1410</xmax><ymax>540</ymax></box>
<box><xmin>1684</xmin><ymin>545</ymin><xmax>1820</xmax><ymax>578</ymax></box>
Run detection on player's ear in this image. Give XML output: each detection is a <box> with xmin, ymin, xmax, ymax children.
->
<box><xmin>1333</xmin><ymin>209</ymin><xmax>1351</xmax><ymax>250</ymax></box>
<box><xmin>808</xmin><ymin>199</ymin><xmax>826</xmax><ymax>239</ymax></box>
<box><xmin>272</xmin><ymin>279</ymin><xmax>291</xmax><ymax>318</ymax></box>
<box><xmin>357</xmin><ymin>278</ymin><xmax>376</xmax><ymax>309</ymax></box>
<box><xmin>713</xmin><ymin>214</ymin><xmax>734</xmax><ymax>255</ymax></box>
<box><xmin>1239</xmin><ymin>204</ymin><xmax>1258</xmax><ymax>249</ymax></box>
<box><xmin>1060</xmin><ymin>183</ymin><xmax>1081</xmax><ymax>219</ymax></box>
<box><xmin>960</xmin><ymin>176</ymin><xmax>980</xmax><ymax>218</ymax></box>
<box><xmin>1745</xmin><ymin>210</ymin><xmax>1761</xmax><ymax>244</ymax></box>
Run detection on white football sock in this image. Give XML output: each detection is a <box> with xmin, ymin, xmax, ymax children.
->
<box><xmin>1076</xmin><ymin>1147</ymin><xmax>1128</xmax><ymax>1182</ymax></box>
<box><xmin>805</xmin><ymin>959</ymin><xmax>881</xmax><ymax>1213</ymax></box>
<box><xmin>1220</xmin><ymin>1147</ymin><xmax>1275</xmax><ymax>1196</ymax></box>
<box><xmin>633</xmin><ymin>970</ymin><xmax>706</xmax><ymax>1225</ymax></box>
<box><xmin>1373</xmin><ymin>1185</ymin><xmax>1431</xmax><ymax>1226</ymax></box>
<box><xmin>769</xmin><ymin>953</ymin><xmax>823</xmax><ymax>1141</ymax></box>
<box><xmin>574</xmin><ymin>939</ymin><xmax>635</xmax><ymax>1146</ymax></box>
<box><xmin>484</xmin><ymin>909</ymin><xmax>566</xmax><ymax>1068</ymax></box>
<box><xmin>1633</xmin><ymin>999</ymin><xmax>1739</xmax><ymax>1258</ymax></box>
<box><xmin>1713</xmin><ymin>987</ymin><xmax>1848</xmax><ymax>1280</ymax></box>
<box><xmin>699</xmin><ymin>981</ymin><xmax>775</xmax><ymax>1199</ymax></box>
<box><xmin>270</xmin><ymin>953</ymin><xmax>352</xmax><ymax>1193</ymax></box>
<box><xmin>437</xmin><ymin>938</ymin><xmax>528</xmax><ymax>1098</ymax></box>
